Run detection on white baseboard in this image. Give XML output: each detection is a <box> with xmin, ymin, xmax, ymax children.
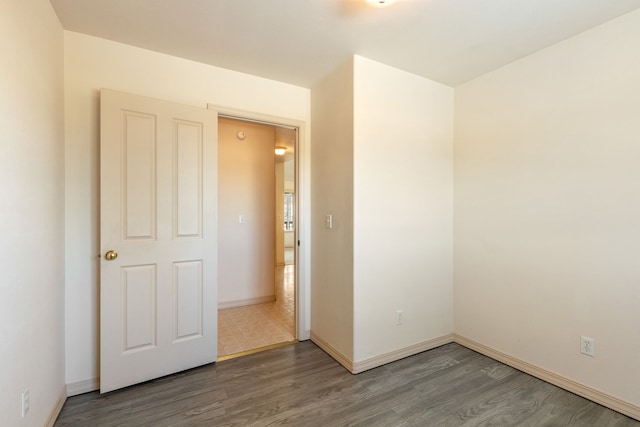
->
<box><xmin>66</xmin><ymin>377</ymin><xmax>99</xmax><ymax>396</ymax></box>
<box><xmin>453</xmin><ymin>334</ymin><xmax>640</xmax><ymax>422</ymax></box>
<box><xmin>310</xmin><ymin>331</ymin><xmax>354</xmax><ymax>372</ymax></box>
<box><xmin>218</xmin><ymin>295</ymin><xmax>275</xmax><ymax>310</ymax></box>
<box><xmin>311</xmin><ymin>331</ymin><xmax>639</xmax><ymax>421</ymax></box>
<box><xmin>44</xmin><ymin>385</ymin><xmax>67</xmax><ymax>427</ymax></box>
<box><xmin>352</xmin><ymin>334</ymin><xmax>454</xmax><ymax>374</ymax></box>
<box><xmin>311</xmin><ymin>331</ymin><xmax>454</xmax><ymax>374</ymax></box>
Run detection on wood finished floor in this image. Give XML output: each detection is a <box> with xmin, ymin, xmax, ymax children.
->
<box><xmin>55</xmin><ymin>342</ymin><xmax>639</xmax><ymax>427</ymax></box>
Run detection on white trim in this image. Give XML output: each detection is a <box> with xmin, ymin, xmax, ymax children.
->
<box><xmin>311</xmin><ymin>332</ymin><xmax>455</xmax><ymax>374</ymax></box>
<box><xmin>453</xmin><ymin>334</ymin><xmax>640</xmax><ymax>422</ymax></box>
<box><xmin>217</xmin><ymin>113</ymin><xmax>297</xmax><ymax>130</ymax></box>
<box><xmin>66</xmin><ymin>377</ymin><xmax>99</xmax><ymax>396</ymax></box>
<box><xmin>218</xmin><ymin>295</ymin><xmax>275</xmax><ymax>310</ymax></box>
<box><xmin>298</xmin><ymin>329</ymin><xmax>311</xmax><ymax>341</ymax></box>
<box><xmin>352</xmin><ymin>334</ymin><xmax>454</xmax><ymax>374</ymax></box>
<box><xmin>45</xmin><ymin>385</ymin><xmax>67</xmax><ymax>427</ymax></box>
<box><xmin>310</xmin><ymin>331</ymin><xmax>354</xmax><ymax>372</ymax></box>
<box><xmin>207</xmin><ymin>103</ymin><xmax>310</xmax><ymax>343</ymax></box>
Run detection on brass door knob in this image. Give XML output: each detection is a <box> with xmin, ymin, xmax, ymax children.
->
<box><xmin>105</xmin><ymin>250</ymin><xmax>118</xmax><ymax>261</ymax></box>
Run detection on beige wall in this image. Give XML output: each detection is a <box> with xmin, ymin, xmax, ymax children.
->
<box><xmin>311</xmin><ymin>59</ymin><xmax>355</xmax><ymax>360</ymax></box>
<box><xmin>454</xmin><ymin>8</ymin><xmax>640</xmax><ymax>407</ymax></box>
<box><xmin>64</xmin><ymin>31</ymin><xmax>310</xmax><ymax>390</ymax></box>
<box><xmin>353</xmin><ymin>56</ymin><xmax>454</xmax><ymax>362</ymax></box>
<box><xmin>311</xmin><ymin>56</ymin><xmax>455</xmax><ymax>366</ymax></box>
<box><xmin>56</xmin><ymin>5</ymin><xmax>640</xmax><ymax>413</ymax></box>
<box><xmin>218</xmin><ymin>118</ymin><xmax>276</xmax><ymax>306</ymax></box>
<box><xmin>0</xmin><ymin>0</ymin><xmax>65</xmax><ymax>425</ymax></box>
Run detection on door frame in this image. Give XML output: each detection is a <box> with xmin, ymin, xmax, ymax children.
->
<box><xmin>207</xmin><ymin>104</ymin><xmax>310</xmax><ymax>341</ymax></box>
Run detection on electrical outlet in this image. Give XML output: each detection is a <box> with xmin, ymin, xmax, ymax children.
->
<box><xmin>21</xmin><ymin>388</ymin><xmax>29</xmax><ymax>417</ymax></box>
<box><xmin>580</xmin><ymin>336</ymin><xmax>595</xmax><ymax>357</ymax></box>
<box><xmin>395</xmin><ymin>310</ymin><xmax>403</xmax><ymax>325</ymax></box>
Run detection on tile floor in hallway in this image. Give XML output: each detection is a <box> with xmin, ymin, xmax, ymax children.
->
<box><xmin>218</xmin><ymin>264</ymin><xmax>295</xmax><ymax>358</ymax></box>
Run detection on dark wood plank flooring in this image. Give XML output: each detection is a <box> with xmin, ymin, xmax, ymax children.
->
<box><xmin>55</xmin><ymin>342</ymin><xmax>639</xmax><ymax>426</ymax></box>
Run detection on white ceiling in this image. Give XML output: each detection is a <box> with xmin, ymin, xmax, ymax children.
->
<box><xmin>50</xmin><ymin>0</ymin><xmax>640</xmax><ymax>88</ymax></box>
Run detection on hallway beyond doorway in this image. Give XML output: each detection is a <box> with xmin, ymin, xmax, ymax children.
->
<box><xmin>218</xmin><ymin>265</ymin><xmax>295</xmax><ymax>358</ymax></box>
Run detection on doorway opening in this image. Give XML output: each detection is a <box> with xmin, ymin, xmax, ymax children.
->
<box><xmin>216</xmin><ymin>116</ymin><xmax>297</xmax><ymax>360</ymax></box>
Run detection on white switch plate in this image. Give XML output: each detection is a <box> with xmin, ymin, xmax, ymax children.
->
<box><xmin>395</xmin><ymin>310</ymin><xmax>403</xmax><ymax>325</ymax></box>
<box><xmin>238</xmin><ymin>215</ymin><xmax>245</xmax><ymax>224</ymax></box>
<box><xmin>325</xmin><ymin>214</ymin><xmax>333</xmax><ymax>229</ymax></box>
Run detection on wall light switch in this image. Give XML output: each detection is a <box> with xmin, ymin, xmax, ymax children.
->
<box><xmin>325</xmin><ymin>214</ymin><xmax>333</xmax><ymax>229</ymax></box>
<box><xmin>238</xmin><ymin>215</ymin><xmax>245</xmax><ymax>224</ymax></box>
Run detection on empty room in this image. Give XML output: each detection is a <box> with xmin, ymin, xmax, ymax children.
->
<box><xmin>1</xmin><ymin>0</ymin><xmax>640</xmax><ymax>426</ymax></box>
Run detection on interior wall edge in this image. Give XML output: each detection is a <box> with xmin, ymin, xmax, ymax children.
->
<box><xmin>298</xmin><ymin>329</ymin><xmax>311</xmax><ymax>341</ymax></box>
<box><xmin>453</xmin><ymin>334</ymin><xmax>640</xmax><ymax>422</ymax></box>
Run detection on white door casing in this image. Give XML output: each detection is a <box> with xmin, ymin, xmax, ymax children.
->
<box><xmin>210</xmin><ymin>105</ymin><xmax>309</xmax><ymax>341</ymax></box>
<box><xmin>100</xmin><ymin>90</ymin><xmax>217</xmax><ymax>393</ymax></box>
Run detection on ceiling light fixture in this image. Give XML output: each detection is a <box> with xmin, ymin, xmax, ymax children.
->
<box><xmin>275</xmin><ymin>146</ymin><xmax>287</xmax><ymax>156</ymax></box>
<box><xmin>366</xmin><ymin>0</ymin><xmax>397</xmax><ymax>7</ymax></box>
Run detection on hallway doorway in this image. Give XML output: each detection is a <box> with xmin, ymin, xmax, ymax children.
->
<box><xmin>216</xmin><ymin>117</ymin><xmax>297</xmax><ymax>359</ymax></box>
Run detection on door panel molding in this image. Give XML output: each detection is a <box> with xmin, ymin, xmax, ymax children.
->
<box><xmin>101</xmin><ymin>89</ymin><xmax>218</xmax><ymax>393</ymax></box>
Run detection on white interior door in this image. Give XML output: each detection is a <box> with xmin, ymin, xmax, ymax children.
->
<box><xmin>100</xmin><ymin>89</ymin><xmax>217</xmax><ymax>393</ymax></box>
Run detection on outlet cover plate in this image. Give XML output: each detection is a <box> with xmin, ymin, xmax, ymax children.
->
<box><xmin>581</xmin><ymin>336</ymin><xmax>595</xmax><ymax>357</ymax></box>
<box><xmin>21</xmin><ymin>388</ymin><xmax>29</xmax><ymax>417</ymax></box>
